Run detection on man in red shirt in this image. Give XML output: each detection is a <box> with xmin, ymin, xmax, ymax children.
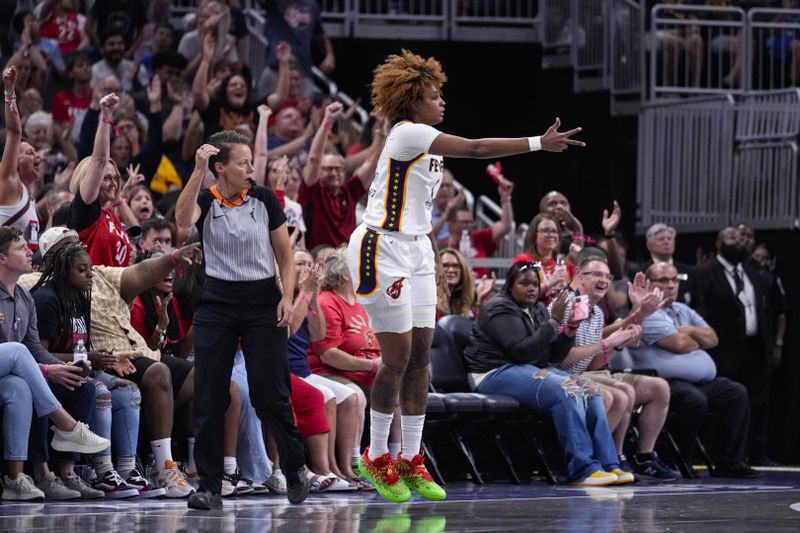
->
<box><xmin>51</xmin><ymin>52</ymin><xmax>92</xmax><ymax>138</ymax></box>
<box><xmin>442</xmin><ymin>181</ymin><xmax>515</xmax><ymax>276</ymax></box>
<box><xmin>299</xmin><ymin>103</ymin><xmax>385</xmax><ymax>249</ymax></box>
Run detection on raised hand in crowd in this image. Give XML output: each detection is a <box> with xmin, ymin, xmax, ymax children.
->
<box><xmin>147</xmin><ymin>74</ymin><xmax>162</xmax><ymax>112</ymax></box>
<box><xmin>273</xmin><ymin>156</ymin><xmax>290</xmax><ymax>190</ymax></box>
<box><xmin>602</xmin><ymin>200</ymin><xmax>622</xmax><ymax>237</ymax></box>
<box><xmin>298</xmin><ymin>262</ymin><xmax>322</xmax><ymax>297</ymax></box>
<box><xmin>475</xmin><ymin>272</ymin><xmax>497</xmax><ymax>308</ymax></box>
<box><xmin>122</xmin><ymin>163</ymin><xmax>146</xmax><ymax>200</ymax></box>
<box><xmin>323</xmin><ymin>101</ymin><xmax>344</xmax><ymax>130</ymax></box>
<box><xmin>275</xmin><ymin>40</ymin><xmax>293</xmax><ymax>63</ymax></box>
<box><xmin>498</xmin><ymin>177</ymin><xmax>514</xmax><ymax>200</ymax></box>
<box><xmin>539</xmin><ymin>117</ymin><xmax>586</xmax><ymax>152</ymax></box>
<box><xmin>258</xmin><ymin>104</ymin><xmax>272</xmax><ymax>121</ymax></box>
<box><xmin>99</xmin><ymin>93</ymin><xmax>120</xmax><ymax>117</ymax></box>
<box><xmin>628</xmin><ymin>271</ymin><xmax>666</xmax><ymax>320</ymax></box>
<box><xmin>202</xmin><ymin>32</ymin><xmax>217</xmax><ymax>61</ymax></box>
<box><xmin>548</xmin><ymin>289</ymin><xmax>571</xmax><ymax>326</ymax></box>
<box><xmin>156</xmin><ymin>293</ymin><xmax>174</xmax><ymax>332</ymax></box>
<box><xmin>2</xmin><ymin>65</ymin><xmax>17</xmax><ymax>92</ymax></box>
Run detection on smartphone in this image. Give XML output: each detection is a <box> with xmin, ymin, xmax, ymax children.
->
<box><xmin>573</xmin><ymin>291</ymin><xmax>589</xmax><ymax>321</ymax></box>
<box><xmin>72</xmin><ymin>360</ymin><xmax>92</xmax><ymax>378</ymax></box>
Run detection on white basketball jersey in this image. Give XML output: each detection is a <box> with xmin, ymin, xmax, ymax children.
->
<box><xmin>362</xmin><ymin>121</ymin><xmax>444</xmax><ymax>236</ymax></box>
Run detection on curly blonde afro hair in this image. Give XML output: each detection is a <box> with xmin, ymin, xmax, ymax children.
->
<box><xmin>371</xmin><ymin>50</ymin><xmax>447</xmax><ymax>123</ymax></box>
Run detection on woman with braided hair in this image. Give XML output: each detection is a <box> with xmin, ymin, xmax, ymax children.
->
<box><xmin>348</xmin><ymin>49</ymin><xmax>586</xmax><ymax>502</ymax></box>
<box><xmin>30</xmin><ymin>235</ymin><xmax>163</xmax><ymax>498</ymax></box>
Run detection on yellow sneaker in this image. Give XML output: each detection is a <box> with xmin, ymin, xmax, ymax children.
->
<box><xmin>573</xmin><ymin>470</ymin><xmax>618</xmax><ymax>487</ymax></box>
<box><xmin>610</xmin><ymin>468</ymin><xmax>635</xmax><ymax>485</ymax></box>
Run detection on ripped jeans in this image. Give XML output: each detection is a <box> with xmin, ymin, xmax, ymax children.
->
<box><xmin>90</xmin><ymin>371</ymin><xmax>142</xmax><ymax>458</ymax></box>
<box><xmin>476</xmin><ymin>364</ymin><xmax>619</xmax><ymax>481</ymax></box>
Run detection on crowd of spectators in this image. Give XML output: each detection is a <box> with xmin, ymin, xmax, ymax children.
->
<box><xmin>0</xmin><ymin>0</ymin><xmax>791</xmax><ymax>501</ymax></box>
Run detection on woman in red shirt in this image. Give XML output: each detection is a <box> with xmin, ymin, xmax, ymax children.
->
<box><xmin>514</xmin><ymin>213</ymin><xmax>575</xmax><ymax>303</ymax></box>
<box><xmin>67</xmin><ymin>93</ymin><xmax>136</xmax><ymax>267</ymax></box>
<box><xmin>308</xmin><ymin>248</ymin><xmax>384</xmax><ymax>393</ymax></box>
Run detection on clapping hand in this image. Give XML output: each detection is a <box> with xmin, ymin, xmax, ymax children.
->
<box><xmin>475</xmin><ymin>272</ymin><xmax>497</xmax><ymax>306</ymax></box>
<box><xmin>549</xmin><ymin>290</ymin><xmax>571</xmax><ymax>324</ymax></box>
<box><xmin>602</xmin><ymin>200</ymin><xmax>621</xmax><ymax>237</ymax></box>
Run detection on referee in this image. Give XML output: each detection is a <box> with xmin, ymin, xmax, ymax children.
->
<box><xmin>176</xmin><ymin>131</ymin><xmax>308</xmax><ymax>510</ymax></box>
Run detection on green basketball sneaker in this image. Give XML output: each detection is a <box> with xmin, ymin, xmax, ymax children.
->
<box><xmin>358</xmin><ymin>448</ymin><xmax>411</xmax><ymax>503</ymax></box>
<box><xmin>395</xmin><ymin>452</ymin><xmax>446</xmax><ymax>500</ymax></box>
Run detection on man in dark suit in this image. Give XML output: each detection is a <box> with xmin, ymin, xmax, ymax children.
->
<box><xmin>691</xmin><ymin>227</ymin><xmax>773</xmax><ymax>464</ymax></box>
<box><xmin>639</xmin><ymin>223</ymin><xmax>694</xmax><ymax>304</ymax></box>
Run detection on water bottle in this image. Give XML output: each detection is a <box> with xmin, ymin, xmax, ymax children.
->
<box><xmin>73</xmin><ymin>339</ymin><xmax>88</xmax><ymax>364</ymax></box>
<box><xmin>554</xmin><ymin>255</ymin><xmax>567</xmax><ymax>288</ymax></box>
<box><xmin>459</xmin><ymin>229</ymin><xmax>474</xmax><ymax>259</ymax></box>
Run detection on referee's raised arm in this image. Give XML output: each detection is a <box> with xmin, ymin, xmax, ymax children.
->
<box><xmin>176</xmin><ymin>144</ymin><xmax>219</xmax><ymax>243</ymax></box>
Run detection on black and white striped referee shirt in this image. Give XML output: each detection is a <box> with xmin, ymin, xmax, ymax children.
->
<box><xmin>196</xmin><ymin>184</ymin><xmax>287</xmax><ymax>282</ymax></box>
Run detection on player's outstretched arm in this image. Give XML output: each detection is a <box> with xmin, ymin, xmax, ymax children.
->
<box><xmin>429</xmin><ymin>117</ymin><xmax>584</xmax><ymax>159</ymax></box>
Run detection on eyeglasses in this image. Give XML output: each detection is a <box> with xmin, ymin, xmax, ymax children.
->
<box><xmin>582</xmin><ymin>271</ymin><xmax>613</xmax><ymax>281</ymax></box>
<box><xmin>455</xmin><ymin>219</ymin><xmax>474</xmax><ymax>225</ymax></box>
<box><xmin>102</xmin><ymin>174</ymin><xmax>119</xmax><ymax>182</ymax></box>
<box><xmin>441</xmin><ymin>262</ymin><xmax>461</xmax><ymax>270</ymax></box>
<box><xmin>537</xmin><ymin>228</ymin><xmax>560</xmax><ymax>235</ymax></box>
<box><xmin>321</xmin><ymin>166</ymin><xmax>343</xmax><ymax>173</ymax></box>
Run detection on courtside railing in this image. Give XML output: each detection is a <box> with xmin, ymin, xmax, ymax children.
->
<box><xmin>638</xmin><ymin>91</ymin><xmax>800</xmax><ymax>234</ymax></box>
<box><xmin>637</xmin><ymin>95</ymin><xmax>736</xmax><ymax>234</ymax></box>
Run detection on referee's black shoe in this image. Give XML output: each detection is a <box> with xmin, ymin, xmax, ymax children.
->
<box><xmin>286</xmin><ymin>468</ymin><xmax>309</xmax><ymax>504</ymax></box>
<box><xmin>710</xmin><ymin>462</ymin><xmax>762</xmax><ymax>479</ymax></box>
<box><xmin>188</xmin><ymin>490</ymin><xmax>223</xmax><ymax>510</ymax></box>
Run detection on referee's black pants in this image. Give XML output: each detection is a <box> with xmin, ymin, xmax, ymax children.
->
<box><xmin>192</xmin><ymin>276</ymin><xmax>305</xmax><ymax>494</ymax></box>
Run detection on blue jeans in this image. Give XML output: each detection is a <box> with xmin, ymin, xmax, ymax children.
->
<box><xmin>477</xmin><ymin>364</ymin><xmax>619</xmax><ymax>481</ymax></box>
<box><xmin>0</xmin><ymin>342</ymin><xmax>61</xmax><ymax>417</ymax></box>
<box><xmin>0</xmin><ymin>375</ymin><xmax>32</xmax><ymax>461</ymax></box>
<box><xmin>232</xmin><ymin>351</ymin><xmax>272</xmax><ymax>482</ymax></box>
<box><xmin>91</xmin><ymin>372</ymin><xmax>141</xmax><ymax>458</ymax></box>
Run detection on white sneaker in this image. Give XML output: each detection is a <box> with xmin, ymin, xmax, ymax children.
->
<box><xmin>36</xmin><ymin>472</ymin><xmax>81</xmax><ymax>500</ymax></box>
<box><xmin>50</xmin><ymin>422</ymin><xmax>110</xmax><ymax>454</ymax></box>
<box><xmin>221</xmin><ymin>478</ymin><xmax>236</xmax><ymax>497</ymax></box>
<box><xmin>264</xmin><ymin>470</ymin><xmax>287</xmax><ymax>494</ymax></box>
<box><xmin>153</xmin><ymin>460</ymin><xmax>195</xmax><ymax>498</ymax></box>
<box><xmin>223</xmin><ymin>469</ymin><xmax>254</xmax><ymax>496</ymax></box>
<box><xmin>64</xmin><ymin>471</ymin><xmax>106</xmax><ymax>499</ymax></box>
<box><xmin>2</xmin><ymin>474</ymin><xmax>45</xmax><ymax>501</ymax></box>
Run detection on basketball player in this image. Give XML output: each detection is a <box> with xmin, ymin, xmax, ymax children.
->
<box><xmin>347</xmin><ymin>50</ymin><xmax>585</xmax><ymax>502</ymax></box>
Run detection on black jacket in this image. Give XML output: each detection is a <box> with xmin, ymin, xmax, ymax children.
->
<box><xmin>463</xmin><ymin>295</ymin><xmax>573</xmax><ymax>374</ymax></box>
<box><xmin>690</xmin><ymin>258</ymin><xmax>772</xmax><ymax>377</ymax></box>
